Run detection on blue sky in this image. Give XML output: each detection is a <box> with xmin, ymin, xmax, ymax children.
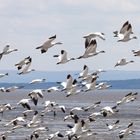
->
<box><xmin>0</xmin><ymin>0</ymin><xmax>140</xmax><ymax>72</ymax></box>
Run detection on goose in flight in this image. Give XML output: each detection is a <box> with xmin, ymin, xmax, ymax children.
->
<box><xmin>83</xmin><ymin>32</ymin><xmax>105</xmax><ymax>48</ymax></box>
<box><xmin>113</xmin><ymin>21</ymin><xmax>137</xmax><ymax>42</ymax></box>
<box><xmin>114</xmin><ymin>58</ymin><xmax>134</xmax><ymax>67</ymax></box>
<box><xmin>77</xmin><ymin>39</ymin><xmax>105</xmax><ymax>59</ymax></box>
<box><xmin>17</xmin><ymin>98</ymin><xmax>31</xmax><ymax>110</ymax></box>
<box><xmin>132</xmin><ymin>49</ymin><xmax>140</xmax><ymax>56</ymax></box>
<box><xmin>53</xmin><ymin>50</ymin><xmax>75</xmax><ymax>64</ymax></box>
<box><xmin>119</xmin><ymin>122</ymin><xmax>134</xmax><ymax>139</ymax></box>
<box><xmin>47</xmin><ymin>131</ymin><xmax>64</xmax><ymax>140</ymax></box>
<box><xmin>36</xmin><ymin>35</ymin><xmax>62</xmax><ymax>53</ymax></box>
<box><xmin>0</xmin><ymin>45</ymin><xmax>18</xmax><ymax>60</ymax></box>
<box><xmin>28</xmin><ymin>89</ymin><xmax>44</xmax><ymax>105</ymax></box>
<box><xmin>97</xmin><ymin>82</ymin><xmax>112</xmax><ymax>90</ymax></box>
<box><xmin>18</xmin><ymin>59</ymin><xmax>35</xmax><ymax>75</ymax></box>
<box><xmin>0</xmin><ymin>73</ymin><xmax>8</xmax><ymax>78</ymax></box>
<box><xmin>57</xmin><ymin>74</ymin><xmax>73</xmax><ymax>91</ymax></box>
<box><xmin>15</xmin><ymin>56</ymin><xmax>31</xmax><ymax>70</ymax></box>
<box><xmin>78</xmin><ymin>65</ymin><xmax>89</xmax><ymax>79</ymax></box>
<box><xmin>106</xmin><ymin>120</ymin><xmax>120</xmax><ymax>131</ymax></box>
<box><xmin>29</xmin><ymin>78</ymin><xmax>46</xmax><ymax>84</ymax></box>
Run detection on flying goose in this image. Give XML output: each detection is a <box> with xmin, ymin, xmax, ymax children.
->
<box><xmin>77</xmin><ymin>39</ymin><xmax>105</xmax><ymax>59</ymax></box>
<box><xmin>114</xmin><ymin>21</ymin><xmax>137</xmax><ymax>42</ymax></box>
<box><xmin>0</xmin><ymin>73</ymin><xmax>8</xmax><ymax>78</ymax></box>
<box><xmin>47</xmin><ymin>131</ymin><xmax>64</xmax><ymax>140</ymax></box>
<box><xmin>106</xmin><ymin>120</ymin><xmax>120</xmax><ymax>130</ymax></box>
<box><xmin>18</xmin><ymin>59</ymin><xmax>35</xmax><ymax>75</ymax></box>
<box><xmin>132</xmin><ymin>49</ymin><xmax>140</xmax><ymax>56</ymax></box>
<box><xmin>84</xmin><ymin>76</ymin><xmax>99</xmax><ymax>92</ymax></box>
<box><xmin>28</xmin><ymin>89</ymin><xmax>44</xmax><ymax>105</ymax></box>
<box><xmin>53</xmin><ymin>50</ymin><xmax>75</xmax><ymax>64</ymax></box>
<box><xmin>83</xmin><ymin>32</ymin><xmax>105</xmax><ymax>47</ymax></box>
<box><xmin>114</xmin><ymin>58</ymin><xmax>134</xmax><ymax>67</ymax></box>
<box><xmin>4</xmin><ymin>85</ymin><xmax>24</xmax><ymax>92</ymax></box>
<box><xmin>119</xmin><ymin>122</ymin><xmax>134</xmax><ymax>139</ymax></box>
<box><xmin>78</xmin><ymin>65</ymin><xmax>89</xmax><ymax>79</ymax></box>
<box><xmin>29</xmin><ymin>78</ymin><xmax>46</xmax><ymax>84</ymax></box>
<box><xmin>57</xmin><ymin>74</ymin><xmax>73</xmax><ymax>91</ymax></box>
<box><xmin>96</xmin><ymin>82</ymin><xmax>112</xmax><ymax>90</ymax></box>
<box><xmin>15</xmin><ymin>56</ymin><xmax>31</xmax><ymax>70</ymax></box>
<box><xmin>17</xmin><ymin>98</ymin><xmax>31</xmax><ymax>110</ymax></box>
<box><xmin>36</xmin><ymin>35</ymin><xmax>62</xmax><ymax>53</ymax></box>
<box><xmin>0</xmin><ymin>45</ymin><xmax>18</xmax><ymax>60</ymax></box>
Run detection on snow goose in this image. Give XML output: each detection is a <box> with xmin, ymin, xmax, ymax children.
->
<box><xmin>114</xmin><ymin>58</ymin><xmax>134</xmax><ymax>67</ymax></box>
<box><xmin>0</xmin><ymin>73</ymin><xmax>8</xmax><ymax>79</ymax></box>
<box><xmin>78</xmin><ymin>65</ymin><xmax>89</xmax><ymax>79</ymax></box>
<box><xmin>47</xmin><ymin>131</ymin><xmax>64</xmax><ymax>140</ymax></box>
<box><xmin>66</xmin><ymin>79</ymin><xmax>81</xmax><ymax>97</ymax></box>
<box><xmin>119</xmin><ymin>122</ymin><xmax>134</xmax><ymax>139</ymax></box>
<box><xmin>77</xmin><ymin>39</ymin><xmax>105</xmax><ymax>59</ymax></box>
<box><xmin>15</xmin><ymin>56</ymin><xmax>31</xmax><ymax>70</ymax></box>
<box><xmin>132</xmin><ymin>49</ymin><xmax>140</xmax><ymax>56</ymax></box>
<box><xmin>97</xmin><ymin>82</ymin><xmax>112</xmax><ymax>90</ymax></box>
<box><xmin>4</xmin><ymin>85</ymin><xmax>24</xmax><ymax>92</ymax></box>
<box><xmin>82</xmin><ymin>101</ymin><xmax>101</xmax><ymax>112</ymax></box>
<box><xmin>106</xmin><ymin>120</ymin><xmax>120</xmax><ymax>131</ymax></box>
<box><xmin>47</xmin><ymin>86</ymin><xmax>60</xmax><ymax>93</ymax></box>
<box><xmin>84</xmin><ymin>76</ymin><xmax>98</xmax><ymax>92</ymax></box>
<box><xmin>100</xmin><ymin>105</ymin><xmax>119</xmax><ymax>117</ymax></box>
<box><xmin>17</xmin><ymin>98</ymin><xmax>31</xmax><ymax>110</ymax></box>
<box><xmin>113</xmin><ymin>21</ymin><xmax>130</xmax><ymax>37</ymax></box>
<box><xmin>116</xmin><ymin>23</ymin><xmax>137</xmax><ymax>42</ymax></box>
<box><xmin>18</xmin><ymin>60</ymin><xmax>35</xmax><ymax>75</ymax></box>
<box><xmin>57</xmin><ymin>74</ymin><xmax>73</xmax><ymax>91</ymax></box>
<box><xmin>28</xmin><ymin>89</ymin><xmax>45</xmax><ymax>105</ymax></box>
<box><xmin>29</xmin><ymin>78</ymin><xmax>46</xmax><ymax>84</ymax></box>
<box><xmin>0</xmin><ymin>45</ymin><xmax>18</xmax><ymax>60</ymax></box>
<box><xmin>83</xmin><ymin>32</ymin><xmax>105</xmax><ymax>47</ymax></box>
<box><xmin>53</xmin><ymin>50</ymin><xmax>75</xmax><ymax>64</ymax></box>
<box><xmin>36</xmin><ymin>35</ymin><xmax>62</xmax><ymax>53</ymax></box>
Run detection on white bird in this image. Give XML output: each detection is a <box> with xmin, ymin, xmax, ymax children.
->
<box><xmin>114</xmin><ymin>21</ymin><xmax>137</xmax><ymax>42</ymax></box>
<box><xmin>119</xmin><ymin>122</ymin><xmax>134</xmax><ymax>139</ymax></box>
<box><xmin>28</xmin><ymin>89</ymin><xmax>44</xmax><ymax>105</ymax></box>
<box><xmin>36</xmin><ymin>35</ymin><xmax>62</xmax><ymax>53</ymax></box>
<box><xmin>18</xmin><ymin>59</ymin><xmax>35</xmax><ymax>75</ymax></box>
<box><xmin>83</xmin><ymin>32</ymin><xmax>105</xmax><ymax>47</ymax></box>
<box><xmin>47</xmin><ymin>131</ymin><xmax>64</xmax><ymax>140</ymax></box>
<box><xmin>53</xmin><ymin>50</ymin><xmax>75</xmax><ymax>64</ymax></box>
<box><xmin>29</xmin><ymin>78</ymin><xmax>46</xmax><ymax>84</ymax></box>
<box><xmin>77</xmin><ymin>39</ymin><xmax>105</xmax><ymax>59</ymax></box>
<box><xmin>82</xmin><ymin>101</ymin><xmax>101</xmax><ymax>112</ymax></box>
<box><xmin>78</xmin><ymin>65</ymin><xmax>89</xmax><ymax>79</ymax></box>
<box><xmin>0</xmin><ymin>45</ymin><xmax>18</xmax><ymax>60</ymax></box>
<box><xmin>66</xmin><ymin>79</ymin><xmax>81</xmax><ymax>97</ymax></box>
<box><xmin>17</xmin><ymin>98</ymin><xmax>31</xmax><ymax>110</ymax></box>
<box><xmin>84</xmin><ymin>76</ymin><xmax>98</xmax><ymax>92</ymax></box>
<box><xmin>0</xmin><ymin>73</ymin><xmax>8</xmax><ymax>78</ymax></box>
<box><xmin>97</xmin><ymin>82</ymin><xmax>112</xmax><ymax>90</ymax></box>
<box><xmin>4</xmin><ymin>85</ymin><xmax>24</xmax><ymax>92</ymax></box>
<box><xmin>47</xmin><ymin>86</ymin><xmax>60</xmax><ymax>93</ymax></box>
<box><xmin>106</xmin><ymin>120</ymin><xmax>120</xmax><ymax>130</ymax></box>
<box><xmin>57</xmin><ymin>74</ymin><xmax>73</xmax><ymax>91</ymax></box>
<box><xmin>117</xmin><ymin>92</ymin><xmax>137</xmax><ymax>105</ymax></box>
<box><xmin>101</xmin><ymin>105</ymin><xmax>118</xmax><ymax>117</ymax></box>
<box><xmin>15</xmin><ymin>56</ymin><xmax>31</xmax><ymax>70</ymax></box>
<box><xmin>114</xmin><ymin>58</ymin><xmax>134</xmax><ymax>67</ymax></box>
<box><xmin>132</xmin><ymin>49</ymin><xmax>140</xmax><ymax>56</ymax></box>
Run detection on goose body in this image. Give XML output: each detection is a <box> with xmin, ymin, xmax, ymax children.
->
<box><xmin>0</xmin><ymin>45</ymin><xmax>18</xmax><ymax>60</ymax></box>
<box><xmin>114</xmin><ymin>58</ymin><xmax>134</xmax><ymax>67</ymax></box>
<box><xmin>36</xmin><ymin>35</ymin><xmax>62</xmax><ymax>53</ymax></box>
<box><xmin>77</xmin><ymin>39</ymin><xmax>105</xmax><ymax>59</ymax></box>
<box><xmin>132</xmin><ymin>49</ymin><xmax>140</xmax><ymax>56</ymax></box>
<box><xmin>29</xmin><ymin>79</ymin><xmax>46</xmax><ymax>84</ymax></box>
<box><xmin>53</xmin><ymin>50</ymin><xmax>75</xmax><ymax>64</ymax></box>
<box><xmin>0</xmin><ymin>73</ymin><xmax>8</xmax><ymax>78</ymax></box>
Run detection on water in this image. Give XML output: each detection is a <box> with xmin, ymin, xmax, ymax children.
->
<box><xmin>0</xmin><ymin>89</ymin><xmax>140</xmax><ymax>140</ymax></box>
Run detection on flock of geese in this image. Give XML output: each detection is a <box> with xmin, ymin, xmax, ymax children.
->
<box><xmin>0</xmin><ymin>21</ymin><xmax>139</xmax><ymax>140</ymax></box>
